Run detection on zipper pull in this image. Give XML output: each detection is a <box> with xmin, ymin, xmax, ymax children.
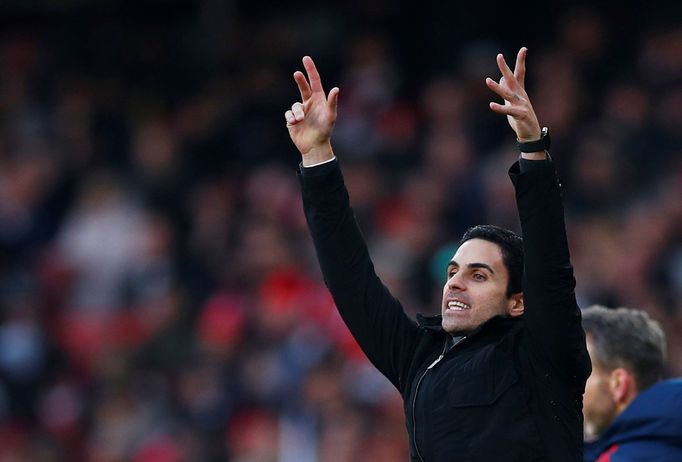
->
<box><xmin>427</xmin><ymin>354</ymin><xmax>444</xmax><ymax>369</ymax></box>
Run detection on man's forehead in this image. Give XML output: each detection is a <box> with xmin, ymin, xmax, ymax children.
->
<box><xmin>450</xmin><ymin>239</ymin><xmax>504</xmax><ymax>267</ymax></box>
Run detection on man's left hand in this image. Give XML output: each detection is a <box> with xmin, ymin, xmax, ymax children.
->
<box><xmin>486</xmin><ymin>47</ymin><xmax>543</xmax><ymax>147</ymax></box>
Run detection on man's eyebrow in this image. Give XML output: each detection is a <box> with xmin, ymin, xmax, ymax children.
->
<box><xmin>447</xmin><ymin>260</ymin><xmax>495</xmax><ymax>274</ymax></box>
<box><xmin>469</xmin><ymin>263</ymin><xmax>495</xmax><ymax>274</ymax></box>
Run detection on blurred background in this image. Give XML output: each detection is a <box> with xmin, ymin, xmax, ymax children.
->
<box><xmin>0</xmin><ymin>0</ymin><xmax>681</xmax><ymax>460</ymax></box>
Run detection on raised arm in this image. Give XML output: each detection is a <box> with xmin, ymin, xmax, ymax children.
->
<box><xmin>286</xmin><ymin>57</ymin><xmax>421</xmax><ymax>391</ymax></box>
<box><xmin>487</xmin><ymin>49</ymin><xmax>590</xmax><ymax>380</ymax></box>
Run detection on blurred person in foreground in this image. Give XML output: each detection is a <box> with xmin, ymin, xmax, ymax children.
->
<box><xmin>285</xmin><ymin>48</ymin><xmax>590</xmax><ymax>461</ymax></box>
<box><xmin>582</xmin><ymin>306</ymin><xmax>682</xmax><ymax>461</ymax></box>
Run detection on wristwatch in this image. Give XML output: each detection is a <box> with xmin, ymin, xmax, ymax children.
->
<box><xmin>517</xmin><ymin>127</ymin><xmax>550</xmax><ymax>153</ymax></box>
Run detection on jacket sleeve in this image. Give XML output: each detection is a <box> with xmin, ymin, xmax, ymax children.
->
<box><xmin>298</xmin><ymin>159</ymin><xmax>421</xmax><ymax>392</ymax></box>
<box><xmin>509</xmin><ymin>158</ymin><xmax>591</xmax><ymax>383</ymax></box>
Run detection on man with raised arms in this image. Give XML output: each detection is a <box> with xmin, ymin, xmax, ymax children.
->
<box><xmin>286</xmin><ymin>48</ymin><xmax>591</xmax><ymax>461</ymax></box>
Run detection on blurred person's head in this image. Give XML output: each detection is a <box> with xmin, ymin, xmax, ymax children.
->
<box><xmin>132</xmin><ymin>119</ymin><xmax>179</xmax><ymax>183</ymax></box>
<box><xmin>603</xmin><ymin>82</ymin><xmax>651</xmax><ymax>130</ymax></box>
<box><xmin>558</xmin><ymin>7</ymin><xmax>605</xmax><ymax>62</ymax></box>
<box><xmin>226</xmin><ymin>409</ymin><xmax>278</xmax><ymax>461</ymax></box>
<box><xmin>441</xmin><ymin>225</ymin><xmax>524</xmax><ymax>334</ymax></box>
<box><xmin>196</xmin><ymin>292</ymin><xmax>245</xmax><ymax>357</ymax></box>
<box><xmin>582</xmin><ymin>305</ymin><xmax>667</xmax><ymax>440</ymax></box>
<box><xmin>421</xmin><ymin>76</ymin><xmax>466</xmax><ymax>127</ymax></box>
<box><xmin>423</xmin><ymin>131</ymin><xmax>473</xmax><ymax>181</ymax></box>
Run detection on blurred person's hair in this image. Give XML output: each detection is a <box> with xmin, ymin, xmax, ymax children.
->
<box><xmin>460</xmin><ymin>225</ymin><xmax>523</xmax><ymax>297</ymax></box>
<box><xmin>582</xmin><ymin>305</ymin><xmax>666</xmax><ymax>391</ymax></box>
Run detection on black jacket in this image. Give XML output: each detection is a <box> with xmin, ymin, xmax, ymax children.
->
<box><xmin>298</xmin><ymin>158</ymin><xmax>591</xmax><ymax>461</ymax></box>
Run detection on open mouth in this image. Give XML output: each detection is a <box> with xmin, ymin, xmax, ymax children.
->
<box><xmin>447</xmin><ymin>300</ymin><xmax>470</xmax><ymax>311</ymax></box>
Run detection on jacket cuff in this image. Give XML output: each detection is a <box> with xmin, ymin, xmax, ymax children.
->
<box><xmin>297</xmin><ymin>158</ymin><xmax>345</xmax><ymax>197</ymax></box>
<box><xmin>508</xmin><ymin>157</ymin><xmax>556</xmax><ymax>185</ymax></box>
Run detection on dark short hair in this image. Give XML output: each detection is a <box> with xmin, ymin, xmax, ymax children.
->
<box><xmin>582</xmin><ymin>305</ymin><xmax>666</xmax><ymax>392</ymax></box>
<box><xmin>460</xmin><ymin>224</ymin><xmax>523</xmax><ymax>297</ymax></box>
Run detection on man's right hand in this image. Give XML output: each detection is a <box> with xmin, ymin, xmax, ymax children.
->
<box><xmin>285</xmin><ymin>56</ymin><xmax>339</xmax><ymax>166</ymax></box>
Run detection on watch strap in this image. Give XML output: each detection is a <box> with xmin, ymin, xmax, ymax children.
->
<box><xmin>517</xmin><ymin>127</ymin><xmax>550</xmax><ymax>153</ymax></box>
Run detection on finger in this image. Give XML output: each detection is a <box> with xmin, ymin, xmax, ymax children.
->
<box><xmin>496</xmin><ymin>53</ymin><xmax>516</xmax><ymax>87</ymax></box>
<box><xmin>486</xmin><ymin>77</ymin><xmax>516</xmax><ymax>102</ymax></box>
<box><xmin>285</xmin><ymin>110</ymin><xmax>297</xmax><ymax>125</ymax></box>
<box><xmin>327</xmin><ymin>87</ymin><xmax>339</xmax><ymax>113</ymax></box>
<box><xmin>303</xmin><ymin>55</ymin><xmax>324</xmax><ymax>94</ymax></box>
<box><xmin>514</xmin><ymin>47</ymin><xmax>527</xmax><ymax>88</ymax></box>
<box><xmin>291</xmin><ymin>102</ymin><xmax>305</xmax><ymax>121</ymax></box>
<box><xmin>489</xmin><ymin>102</ymin><xmax>525</xmax><ymax>118</ymax></box>
<box><xmin>294</xmin><ymin>71</ymin><xmax>312</xmax><ymax>101</ymax></box>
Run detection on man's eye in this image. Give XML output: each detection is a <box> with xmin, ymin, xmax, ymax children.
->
<box><xmin>473</xmin><ymin>273</ymin><xmax>486</xmax><ymax>281</ymax></box>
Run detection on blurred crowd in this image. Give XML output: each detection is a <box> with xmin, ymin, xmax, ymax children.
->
<box><xmin>0</xmin><ymin>1</ymin><xmax>681</xmax><ymax>461</ymax></box>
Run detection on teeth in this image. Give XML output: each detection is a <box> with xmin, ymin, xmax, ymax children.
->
<box><xmin>447</xmin><ymin>301</ymin><xmax>470</xmax><ymax>310</ymax></box>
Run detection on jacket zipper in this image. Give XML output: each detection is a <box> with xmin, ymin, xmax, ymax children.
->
<box><xmin>412</xmin><ymin>338</ymin><xmax>451</xmax><ymax>462</ymax></box>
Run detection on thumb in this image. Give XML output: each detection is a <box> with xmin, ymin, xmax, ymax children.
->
<box><xmin>327</xmin><ymin>87</ymin><xmax>339</xmax><ymax>114</ymax></box>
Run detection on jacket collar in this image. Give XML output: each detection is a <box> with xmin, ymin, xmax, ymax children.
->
<box><xmin>416</xmin><ymin>313</ymin><xmax>444</xmax><ymax>331</ymax></box>
<box><xmin>416</xmin><ymin>313</ymin><xmax>521</xmax><ymax>335</ymax></box>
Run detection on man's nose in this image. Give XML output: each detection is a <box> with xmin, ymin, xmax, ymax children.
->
<box><xmin>447</xmin><ymin>273</ymin><xmax>465</xmax><ymax>290</ymax></box>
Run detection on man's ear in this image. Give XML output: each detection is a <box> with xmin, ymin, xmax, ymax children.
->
<box><xmin>507</xmin><ymin>292</ymin><xmax>524</xmax><ymax>317</ymax></box>
<box><xmin>608</xmin><ymin>368</ymin><xmax>637</xmax><ymax>407</ymax></box>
